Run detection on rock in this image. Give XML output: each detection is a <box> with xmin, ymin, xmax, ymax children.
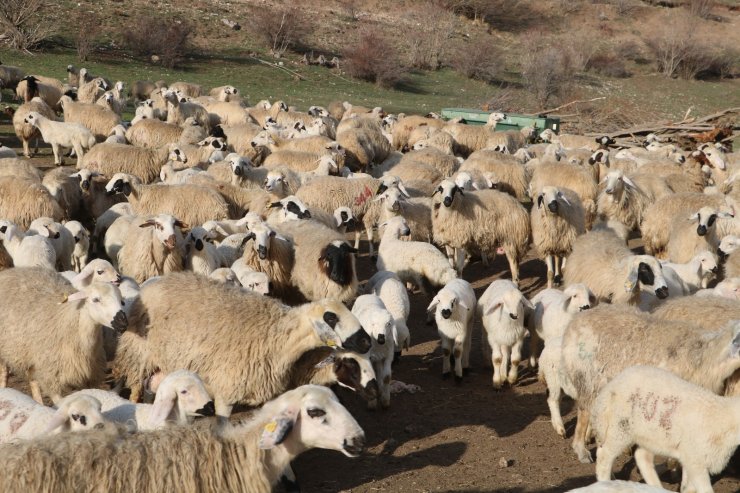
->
<box><xmin>498</xmin><ymin>457</ymin><xmax>512</xmax><ymax>468</ymax></box>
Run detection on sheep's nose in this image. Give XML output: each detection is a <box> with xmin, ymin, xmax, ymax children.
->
<box><xmin>441</xmin><ymin>309</ymin><xmax>452</xmax><ymax>319</ymax></box>
<box><xmin>509</xmin><ymin>313</ymin><xmax>518</xmax><ymax>320</ymax></box>
<box><xmin>697</xmin><ymin>225</ymin><xmax>707</xmax><ymax>236</ymax></box>
<box><xmin>547</xmin><ymin>201</ymin><xmax>558</xmax><ymax>213</ymax></box>
<box><xmin>114</xmin><ymin>275</ymin><xmax>122</xmax><ymax>285</ymax></box>
<box><xmin>605</xmin><ymin>188</ymin><xmax>614</xmax><ymax>195</ymax></box>
<box><xmin>81</xmin><ymin>180</ymin><xmax>90</xmax><ymax>190</ymax></box>
<box><xmin>195</xmin><ymin>401</ymin><xmax>215</xmax><ymax>416</ymax></box>
<box><xmin>718</xmin><ymin>249</ymin><xmax>728</xmax><ymax>261</ymax></box>
<box><xmin>580</xmin><ymin>305</ymin><xmax>591</xmax><ymax>311</ymax></box>
<box><xmin>111</xmin><ymin>311</ymin><xmax>128</xmax><ymax>333</ymax></box>
<box><xmin>258</xmin><ymin>245</ymin><xmax>267</xmax><ymax>260</ymax></box>
<box><xmin>195</xmin><ymin>239</ymin><xmax>204</xmax><ymax>251</ymax></box>
<box><xmin>233</xmin><ymin>166</ymin><xmax>243</xmax><ymax>176</ymax></box>
<box><xmin>377</xmin><ymin>334</ymin><xmax>385</xmax><ymax>345</ymax></box>
<box><xmin>655</xmin><ymin>286</ymin><xmax>669</xmax><ymax>299</ymax></box>
<box><xmin>711</xmin><ymin>266</ymin><xmax>718</xmax><ymax>273</ymax></box>
<box><xmin>251</xmin><ymin>141</ymin><xmax>257</xmax><ymax>148</ymax></box>
<box><xmin>443</xmin><ymin>197</ymin><xmax>453</xmax><ymax>207</ymax></box>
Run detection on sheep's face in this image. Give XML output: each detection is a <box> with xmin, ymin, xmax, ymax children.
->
<box><xmin>702</xmin><ymin>147</ymin><xmax>726</xmax><ymax>170</ymax></box>
<box><xmin>333</xmin><ymin>352</ymin><xmax>379</xmax><ymax>401</ymax></box>
<box><xmin>381</xmin><ymin>216</ymin><xmax>410</xmax><ymax>238</ymax></box>
<box><xmin>68</xmin><ymin>281</ymin><xmax>127</xmax><ymax>332</ymax></box>
<box><xmin>718</xmin><ymin>235</ymin><xmax>740</xmax><ymax>260</ymax></box>
<box><xmin>186</xmin><ymin>227</ymin><xmax>215</xmax><ymax>252</ymax></box>
<box><xmin>539</xmin><ymin>129</ymin><xmax>555</xmax><ymax>143</ymax></box>
<box><xmin>334</xmin><ymin>207</ymin><xmax>355</xmax><ymax>229</ymax></box>
<box><xmin>484</xmin><ymin>288</ymin><xmax>532</xmax><ymax>321</ymax></box>
<box><xmin>29</xmin><ymin>217</ymin><xmax>61</xmax><ymax>239</ymax></box>
<box><xmin>54</xmin><ymin>395</ymin><xmax>105</xmax><ymax>432</ymax></box>
<box><xmin>562</xmin><ymin>284</ymin><xmax>597</xmax><ymax>312</ymax></box>
<box><xmin>247</xmin><ymin>223</ymin><xmax>280</xmax><ymax>260</ymax></box>
<box><xmin>602</xmin><ymin>171</ymin><xmax>631</xmax><ymax>197</ymax></box>
<box><xmin>717</xmin><ymin>279</ymin><xmax>740</xmax><ymax>301</ymax></box>
<box><xmin>690</xmin><ymin>206</ymin><xmax>733</xmax><ymax>237</ymax></box>
<box><xmin>156</xmin><ymin>370</ymin><xmax>215</xmax><ymax>419</ymax></box>
<box><xmin>264</xmin><ymin>172</ymin><xmax>287</xmax><ymax>194</ymax></box>
<box><xmin>428</xmin><ymin>289</ymin><xmax>469</xmax><ymax>321</ymax></box>
<box><xmin>307</xmin><ymin>106</ymin><xmax>328</xmax><ymax>117</ymax></box>
<box><xmin>375</xmin><ymin>187</ymin><xmax>403</xmax><ymax>213</ymax></box>
<box><xmin>75</xmin><ymin>258</ymin><xmax>122</xmax><ymax>286</ymax></box>
<box><xmin>227</xmin><ymin>154</ymin><xmax>250</xmax><ymax>176</ymax></box>
<box><xmin>588</xmin><ymin>150</ymin><xmax>608</xmax><ymax>166</ymax></box>
<box><xmin>198</xmin><ymin>137</ymin><xmax>226</xmax><ymax>151</ymax></box>
<box><xmin>239</xmin><ymin>271</ymin><xmax>270</xmax><ymax>295</ymax></box>
<box><xmin>434</xmin><ymin>180</ymin><xmax>463</xmax><ymax>208</ymax></box>
<box><xmin>376</xmin><ymin>174</ymin><xmax>406</xmax><ymax>196</ymax></box>
<box><xmin>272</xmin><ymin>196</ymin><xmax>310</xmax><ymax>222</ymax></box>
<box><xmin>22</xmin><ymin>111</ymin><xmax>41</xmax><ymax>126</ymax></box>
<box><xmin>0</xmin><ymin>220</ymin><xmax>18</xmax><ymax>241</ymax></box>
<box><xmin>251</xmin><ymin>131</ymin><xmax>275</xmax><ymax>148</ymax></box>
<box><xmin>318</xmin><ymin>240</ymin><xmax>357</xmax><ymax>286</ymax></box>
<box><xmin>309</xmin><ymin>300</ymin><xmax>371</xmax><ymax>353</ymax></box>
<box><xmin>595</xmin><ymin>135</ymin><xmax>615</xmax><ymax>147</ymax></box>
<box><xmin>169</xmin><ymin>146</ymin><xmax>187</xmax><ymax>164</ymax></box>
<box><xmin>628</xmin><ymin>256</ymin><xmax>668</xmax><ymax>298</ymax></box>
<box><xmin>65</xmin><ymin>221</ymin><xmax>88</xmax><ymax>244</ymax></box>
<box><xmin>70</xmin><ymin>169</ymin><xmax>98</xmax><ymax>191</ymax></box>
<box><xmin>537</xmin><ymin>186</ymin><xmax>570</xmax><ymax>214</ymax></box>
<box><xmin>258</xmin><ymin>385</ymin><xmax>365</xmax><ymax>458</ymax></box>
<box><xmin>140</xmin><ymin>215</ymin><xmax>187</xmax><ymax>251</ymax></box>
<box><xmin>412</xmin><ymin>139</ymin><xmax>429</xmax><ymax>151</ymax></box>
<box><xmin>695</xmin><ymin>251</ymin><xmax>719</xmax><ymax>277</ymax></box>
<box><xmin>454</xmin><ymin>172</ymin><xmax>474</xmax><ymax>191</ymax></box>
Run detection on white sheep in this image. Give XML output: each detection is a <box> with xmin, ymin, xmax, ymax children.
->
<box><xmin>71</xmin><ymin>370</ymin><xmax>214</xmax><ymax>431</ymax></box>
<box><xmin>567</xmin><ymin>481</ymin><xmax>671</xmax><ymax>493</ymax></box>
<box><xmin>661</xmin><ymin>250</ymin><xmax>718</xmax><ymax>292</ymax></box>
<box><xmin>695</xmin><ymin>277</ymin><xmax>740</xmax><ymax>300</ymax></box>
<box><xmin>377</xmin><ymin>216</ymin><xmax>457</xmax><ymax>294</ymax></box>
<box><xmin>593</xmin><ymin>365</ymin><xmax>740</xmax><ymax>493</ymax></box>
<box><xmin>596</xmin><ymin>169</ymin><xmax>652</xmax><ymax>232</ymax></box>
<box><xmin>366</xmin><ymin>270</ymin><xmax>410</xmax><ymax>359</ymax></box>
<box><xmin>428</xmin><ymin>278</ymin><xmax>476</xmax><ymax>382</ymax></box>
<box><xmin>351</xmin><ymin>295</ymin><xmax>395</xmax><ymax>409</ymax></box>
<box><xmin>478</xmin><ymin>280</ymin><xmax>534</xmax><ymax>388</ymax></box>
<box><xmin>28</xmin><ymin>217</ymin><xmax>75</xmax><ymax>271</ymax></box>
<box><xmin>0</xmin><ymin>268</ymin><xmax>127</xmax><ymax>403</ymax></box>
<box><xmin>0</xmin><ymin>220</ymin><xmax>56</xmax><ymax>269</ymax></box>
<box><xmin>209</xmin><ymin>267</ymin><xmax>241</xmax><ymax>287</ymax></box>
<box><xmin>185</xmin><ymin>226</ymin><xmax>220</xmax><ymax>276</ymax></box>
<box><xmin>23</xmin><ymin>111</ymin><xmax>96</xmax><ymax>166</ymax></box>
<box><xmin>0</xmin><ymin>390</ymin><xmax>105</xmax><ymax>443</ymax></box>
<box><xmin>63</xmin><ymin>220</ymin><xmax>90</xmax><ymax>272</ymax></box>
<box><xmin>665</xmin><ymin>205</ymin><xmax>734</xmax><ymax>263</ymax></box>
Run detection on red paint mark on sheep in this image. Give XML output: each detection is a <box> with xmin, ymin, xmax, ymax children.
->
<box><xmin>0</xmin><ymin>399</ymin><xmax>13</xmax><ymax>420</ymax></box>
<box><xmin>354</xmin><ymin>186</ymin><xmax>373</xmax><ymax>207</ymax></box>
<box><xmin>9</xmin><ymin>413</ymin><xmax>28</xmax><ymax>434</ymax></box>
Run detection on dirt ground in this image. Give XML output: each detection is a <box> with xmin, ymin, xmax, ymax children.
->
<box><xmin>1</xmin><ymin>128</ymin><xmax>739</xmax><ymax>493</ymax></box>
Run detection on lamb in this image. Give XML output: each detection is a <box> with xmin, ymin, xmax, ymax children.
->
<box><xmin>76</xmin><ymin>77</ymin><xmax>108</xmax><ymax>104</ymax></box>
<box><xmin>377</xmin><ymin>216</ymin><xmax>458</xmax><ymax>294</ymax></box>
<box><xmin>593</xmin><ymin>365</ymin><xmax>740</xmax><ymax>493</ymax></box>
<box><xmin>12</xmin><ymin>97</ymin><xmax>57</xmax><ymax>158</ymax></box>
<box><xmin>105</xmin><ymin>173</ymin><xmax>229</xmax><ymax>226</ymax></box>
<box><xmin>185</xmin><ymin>227</ymin><xmax>220</xmax><ymax>276</ymax></box>
<box><xmin>661</xmin><ymin>250</ymin><xmax>718</xmax><ymax>293</ymax></box>
<box><xmin>528</xmin><ymin>284</ymin><xmax>597</xmax><ymax>436</ymax></box>
<box><xmin>23</xmin><ymin>111</ymin><xmax>96</xmax><ymax>167</ymax></box>
<box><xmin>0</xmin><ymin>176</ymin><xmax>64</xmax><ymax>228</ymax></box>
<box><xmin>477</xmin><ymin>280</ymin><xmax>533</xmax><ymax>388</ymax></box>
<box><xmin>561</xmin><ymin>304</ymin><xmax>740</xmax><ymax>463</ymax></box>
<box><xmin>0</xmin><ymin>385</ymin><xmax>365</xmax><ymax>493</ymax></box>
<box><xmin>0</xmin><ymin>390</ymin><xmax>105</xmax><ymax>443</ymax></box>
<box><xmin>351</xmin><ymin>295</ymin><xmax>395</xmax><ymax>409</ymax></box>
<box><xmin>640</xmin><ymin>192</ymin><xmax>728</xmax><ymax>257</ymax></box>
<box><xmin>131</xmin><ymin>80</ymin><xmax>166</xmax><ymax>102</ymax></box>
<box><xmin>275</xmin><ymin>219</ymin><xmax>358</xmax><ymax>303</ymax></box>
<box><xmin>431</xmin><ymin>179</ymin><xmax>530</xmax><ymax>282</ymax></box>
<box><xmin>336</xmin><ymin>118</ymin><xmax>393</xmax><ymax>170</ymax></box>
<box><xmin>57</xmin><ymin>95</ymin><xmax>122</xmax><ymax>143</ymax></box>
<box><xmin>0</xmin><ymin>268</ymin><xmax>127</xmax><ymax>403</ymax></box>
<box><xmin>366</xmin><ymin>271</ymin><xmax>411</xmax><ymax>359</ymax></box>
<box><xmin>232</xmin><ymin>267</ymin><xmax>270</xmax><ymax>295</ymax></box>
<box><xmin>71</xmin><ymin>370</ymin><xmax>214</xmax><ymax>431</ymax></box>
<box><xmin>567</xmin><ymin>481</ymin><xmax>673</xmax><ymax>493</ymax></box>
<box><xmin>115</xmin><ymin>214</ymin><xmax>189</xmax><ymax>283</ymax></box>
<box><xmin>563</xmin><ymin>228</ymin><xmax>669</xmax><ymax>305</ymax></box>
<box><xmin>81</xmin><ymin>143</ymin><xmax>182</xmax><ymax>183</ymax></box>
<box><xmin>529</xmin><ymin>162</ymin><xmax>598</xmax><ymax>228</ymax></box>
<box><xmin>209</xmin><ymin>267</ymin><xmax>242</xmax><ymax>287</ymax></box>
<box><xmin>28</xmin><ymin>216</ymin><xmax>75</xmax><ymax>271</ymax></box>
<box><xmin>239</xmin><ymin>221</ymin><xmax>295</xmax><ymax>300</ymax></box>
<box><xmin>530</xmin><ymin>186</ymin><xmax>586</xmax><ymax>288</ymax></box>
<box><xmin>665</xmin><ymin>206</ymin><xmax>734</xmax><ymax>263</ymax></box>
<box><xmin>0</xmin><ymin>220</ymin><xmax>56</xmax><ymax>269</ymax></box>
<box><xmin>115</xmin><ymin>272</ymin><xmax>371</xmax><ymax>412</ymax></box>
<box><xmin>104</xmin><ymin>124</ymin><xmax>128</xmax><ymax>144</ymax></box>
<box><xmin>376</xmin><ymin>186</ymin><xmax>433</xmax><ymax>243</ymax></box>
<box><xmin>596</xmin><ymin>170</ymin><xmax>652</xmax><ymax>232</ymax></box>
<box><xmin>422</xmin><ymin>280</ymin><xmax>475</xmax><ymax>384</ymax></box>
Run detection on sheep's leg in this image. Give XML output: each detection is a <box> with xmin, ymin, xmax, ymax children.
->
<box><xmin>129</xmin><ymin>382</ymin><xmax>144</xmax><ymax>403</ymax></box>
<box><xmin>572</xmin><ymin>407</ymin><xmax>593</xmax><ymax>463</ymax></box>
<box><xmin>367</xmin><ymin>359</ymin><xmax>381</xmax><ymax>410</ymax></box>
<box><xmin>29</xmin><ymin>380</ymin><xmax>44</xmax><ymax>404</ymax></box>
<box><xmin>505</xmin><ymin>251</ymin><xmax>520</xmax><ymax>286</ymax></box>
<box><xmin>413</xmin><ymin>273</ymin><xmax>428</xmax><ymax>296</ymax></box>
<box><xmin>492</xmin><ymin>344</ymin><xmax>504</xmax><ymax>389</ymax></box>
<box><xmin>51</xmin><ymin>143</ymin><xmax>62</xmax><ymax>166</ymax></box>
<box><xmin>74</xmin><ymin>143</ymin><xmax>84</xmax><ymax>167</ymax></box>
<box><xmin>22</xmin><ymin>138</ymin><xmax>31</xmax><ymax>158</ymax></box>
<box><xmin>444</xmin><ymin>245</ymin><xmax>455</xmax><ymax>267</ymax></box>
<box><xmin>461</xmin><ymin>333</ymin><xmax>472</xmax><ymax>371</ymax></box>
<box><xmin>33</xmin><ymin>137</ymin><xmax>40</xmax><ymax>156</ymax></box>
<box><xmin>595</xmin><ymin>444</ymin><xmax>618</xmax><ymax>481</ymax></box>
<box><xmin>634</xmin><ymin>448</ymin><xmax>662</xmax><ymax>487</ymax></box>
<box><xmin>0</xmin><ymin>363</ymin><xmax>7</xmax><ymax>387</ymax></box>
<box><xmin>366</xmin><ymin>226</ymin><xmax>375</xmax><ymax>258</ymax></box>
<box><xmin>545</xmin><ymin>254</ymin><xmax>555</xmax><ymax>288</ymax></box>
<box><xmin>353</xmin><ymin>231</ymin><xmax>361</xmax><ymax>250</ymax></box>
<box><xmin>683</xmin><ymin>463</ymin><xmax>712</xmax><ymax>493</ymax></box>
<box><xmin>440</xmin><ymin>336</ymin><xmax>453</xmax><ymax>378</ymax></box>
<box><xmin>452</xmin><ymin>338</ymin><xmax>464</xmax><ymax>382</ymax></box>
<box><xmin>528</xmin><ymin>331</ymin><xmax>541</xmax><ymax>368</ymax></box>
<box><xmin>507</xmin><ymin>339</ymin><xmax>522</xmax><ymax>385</ymax></box>
<box><xmin>380</xmin><ymin>358</ymin><xmax>392</xmax><ymax>408</ymax></box>
<box><xmin>543</xmin><ymin>370</ymin><xmax>566</xmax><ymax>437</ymax></box>
<box><xmin>215</xmin><ymin>397</ymin><xmax>233</xmax><ymax>421</ymax></box>
<box><xmin>453</xmin><ymin>248</ymin><xmax>467</xmax><ymax>275</ymax></box>
<box><xmin>554</xmin><ymin>255</ymin><xmax>563</xmax><ymax>286</ymax></box>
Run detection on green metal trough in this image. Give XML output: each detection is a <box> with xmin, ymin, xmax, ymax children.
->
<box><xmin>440</xmin><ymin>108</ymin><xmax>561</xmax><ymax>134</ymax></box>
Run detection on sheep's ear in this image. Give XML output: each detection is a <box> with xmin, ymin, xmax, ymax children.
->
<box><xmin>174</xmin><ymin>220</ymin><xmax>189</xmax><ymax>230</ymax></box>
<box><xmin>214</xmin><ymin>225</ymin><xmax>230</xmax><ymax>237</ymax></box>
<box><xmin>241</xmin><ymin>232</ymin><xmax>256</xmax><ymax>245</ymax></box>
<box><xmin>372</xmin><ymin>193</ymin><xmax>385</xmax><ymax>202</ymax></box>
<box><xmin>398</xmin><ymin>183</ymin><xmax>411</xmax><ymax>198</ymax></box>
<box><xmin>426</xmin><ymin>296</ymin><xmax>440</xmax><ymax>314</ymax></box>
<box><xmin>147</xmin><ymin>382</ymin><xmax>177</xmax><ymax>429</ymax></box>
<box><xmin>139</xmin><ymin>220</ymin><xmax>157</xmax><ymax>228</ymax></box>
<box><xmin>458</xmin><ymin>299</ymin><xmax>471</xmax><ymax>311</ymax></box>
<box><xmin>522</xmin><ymin>297</ymin><xmax>535</xmax><ymax>312</ymax></box>
<box><xmin>625</xmin><ymin>263</ymin><xmax>640</xmax><ymax>293</ymax></box>
<box><xmin>557</xmin><ymin>192</ymin><xmax>571</xmax><ymax>206</ymax></box>
<box><xmin>71</xmin><ymin>264</ymin><xmax>95</xmax><ymax>285</ymax></box>
<box><xmin>623</xmin><ymin>176</ymin><xmax>637</xmax><ymax>189</ymax></box>
<box><xmin>259</xmin><ymin>408</ymin><xmax>299</xmax><ymax>449</ymax></box>
<box><xmin>484</xmin><ymin>301</ymin><xmax>503</xmax><ymax>316</ymax></box>
<box><xmin>43</xmin><ymin>404</ymin><xmax>72</xmax><ymax>434</ymax></box>
<box><xmin>719</xmin><ymin>211</ymin><xmax>735</xmax><ymax>219</ymax></box>
<box><xmin>688</xmin><ymin>212</ymin><xmax>699</xmax><ymax>221</ymax></box>
<box><xmin>537</xmin><ymin>195</ymin><xmax>544</xmax><ymax>209</ymax></box>
<box><xmin>311</xmin><ymin>318</ymin><xmax>342</xmax><ymax>348</ymax></box>
<box><xmin>64</xmin><ymin>290</ymin><xmax>88</xmax><ymax>303</ymax></box>
<box><xmin>269</xmin><ymin>202</ymin><xmax>282</xmax><ymax>209</ymax></box>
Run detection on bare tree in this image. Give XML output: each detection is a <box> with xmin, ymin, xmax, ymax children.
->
<box><xmin>0</xmin><ymin>0</ymin><xmax>56</xmax><ymax>51</ymax></box>
<box><xmin>249</xmin><ymin>5</ymin><xmax>310</xmax><ymax>58</ymax></box>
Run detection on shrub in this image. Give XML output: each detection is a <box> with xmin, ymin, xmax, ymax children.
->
<box><xmin>75</xmin><ymin>12</ymin><xmax>101</xmax><ymax>62</ymax></box>
<box><xmin>406</xmin><ymin>4</ymin><xmax>456</xmax><ymax>71</ymax></box>
<box><xmin>342</xmin><ymin>28</ymin><xmax>406</xmax><ymax>88</ymax></box>
<box><xmin>121</xmin><ymin>17</ymin><xmax>192</xmax><ymax>69</ymax></box>
<box><xmin>442</xmin><ymin>0</ymin><xmax>537</xmax><ymax>32</ymax></box>
<box><xmin>687</xmin><ymin>0</ymin><xmax>714</xmax><ymax>19</ymax></box>
<box><xmin>520</xmin><ymin>37</ymin><xmax>571</xmax><ymax>108</ymax></box>
<box><xmin>614</xmin><ymin>39</ymin><xmax>645</xmax><ymax>63</ymax></box>
<box><xmin>449</xmin><ymin>36</ymin><xmax>502</xmax><ymax>83</ymax></box>
<box><xmin>0</xmin><ymin>0</ymin><xmax>56</xmax><ymax>51</ymax></box>
<box><xmin>248</xmin><ymin>5</ymin><xmax>310</xmax><ymax>58</ymax></box>
<box><xmin>587</xmin><ymin>51</ymin><xmax>631</xmax><ymax>78</ymax></box>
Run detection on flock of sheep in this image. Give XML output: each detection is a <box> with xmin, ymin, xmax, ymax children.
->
<box><xmin>0</xmin><ymin>59</ymin><xmax>739</xmax><ymax>493</ymax></box>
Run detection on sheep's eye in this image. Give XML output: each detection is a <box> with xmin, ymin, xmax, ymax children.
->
<box><xmin>307</xmin><ymin>408</ymin><xmax>326</xmax><ymax>418</ymax></box>
<box><xmin>71</xmin><ymin>414</ymin><xmax>80</xmax><ymax>421</ymax></box>
<box><xmin>97</xmin><ymin>270</ymin><xmax>103</xmax><ymax>275</ymax></box>
<box><xmin>92</xmin><ymin>297</ymin><xmax>100</xmax><ymax>303</ymax></box>
<box><xmin>180</xmin><ymin>389</ymin><xmax>188</xmax><ymax>395</ymax></box>
<box><xmin>121</xmin><ymin>301</ymin><xmax>125</xmax><ymax>307</ymax></box>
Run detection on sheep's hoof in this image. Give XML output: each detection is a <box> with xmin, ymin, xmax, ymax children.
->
<box><xmin>555</xmin><ymin>426</ymin><xmax>566</xmax><ymax>438</ymax></box>
<box><xmin>454</xmin><ymin>375</ymin><xmax>463</xmax><ymax>385</ymax></box>
<box><xmin>575</xmin><ymin>447</ymin><xmax>593</xmax><ymax>464</ymax></box>
<box><xmin>442</xmin><ymin>371</ymin><xmax>451</xmax><ymax>380</ymax></box>
<box><xmin>554</xmin><ymin>274</ymin><xmax>562</xmax><ymax>285</ymax></box>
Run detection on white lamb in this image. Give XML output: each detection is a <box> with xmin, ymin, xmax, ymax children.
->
<box><xmin>427</xmin><ymin>279</ymin><xmax>476</xmax><ymax>382</ymax></box>
<box><xmin>478</xmin><ymin>280</ymin><xmax>534</xmax><ymax>389</ymax></box>
<box><xmin>366</xmin><ymin>270</ymin><xmax>411</xmax><ymax>360</ymax></box>
<box><xmin>661</xmin><ymin>250</ymin><xmax>718</xmax><ymax>292</ymax></box>
<box><xmin>377</xmin><ymin>216</ymin><xmax>457</xmax><ymax>294</ymax></box>
<box><xmin>70</xmin><ymin>370</ymin><xmax>214</xmax><ymax>431</ymax></box>
<box><xmin>63</xmin><ymin>220</ymin><xmax>90</xmax><ymax>272</ymax></box>
<box><xmin>28</xmin><ymin>217</ymin><xmax>75</xmax><ymax>271</ymax></box>
<box><xmin>23</xmin><ymin>111</ymin><xmax>96</xmax><ymax>166</ymax></box>
<box><xmin>0</xmin><ymin>220</ymin><xmax>56</xmax><ymax>269</ymax></box>
<box><xmin>185</xmin><ymin>226</ymin><xmax>220</xmax><ymax>276</ymax></box>
<box><xmin>350</xmin><ymin>295</ymin><xmax>394</xmax><ymax>410</ymax></box>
